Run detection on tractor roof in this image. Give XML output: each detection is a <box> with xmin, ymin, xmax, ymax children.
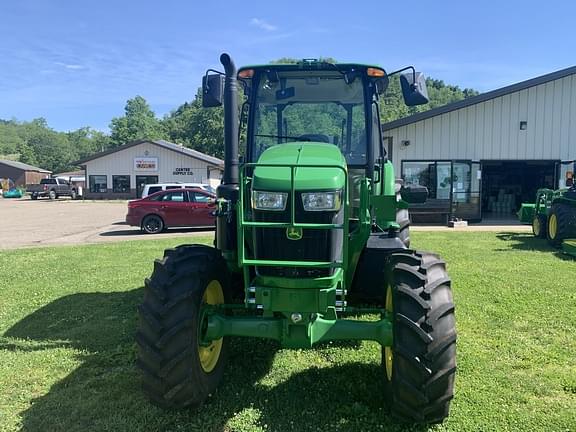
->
<box><xmin>238</xmin><ymin>60</ymin><xmax>386</xmax><ymax>78</ymax></box>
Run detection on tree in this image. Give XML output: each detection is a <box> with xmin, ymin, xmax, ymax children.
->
<box><xmin>162</xmin><ymin>89</ymin><xmax>225</xmax><ymax>158</ymax></box>
<box><xmin>109</xmin><ymin>96</ymin><xmax>165</xmax><ymax>146</ymax></box>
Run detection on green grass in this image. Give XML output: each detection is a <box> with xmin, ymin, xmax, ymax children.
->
<box><xmin>0</xmin><ymin>232</ymin><xmax>575</xmax><ymax>432</ymax></box>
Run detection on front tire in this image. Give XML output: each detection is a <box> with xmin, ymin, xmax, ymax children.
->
<box><xmin>142</xmin><ymin>215</ymin><xmax>164</xmax><ymax>234</ymax></box>
<box><xmin>532</xmin><ymin>214</ymin><xmax>547</xmax><ymax>238</ymax></box>
<box><xmin>136</xmin><ymin>245</ymin><xmax>230</xmax><ymax>408</ymax></box>
<box><xmin>382</xmin><ymin>251</ymin><xmax>456</xmax><ymax>423</ymax></box>
<box><xmin>31</xmin><ymin>193</ymin><xmax>38</xmax><ymax>200</ymax></box>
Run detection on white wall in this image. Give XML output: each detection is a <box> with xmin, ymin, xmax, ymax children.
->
<box><xmin>84</xmin><ymin>142</ymin><xmax>222</xmax><ymax>189</ymax></box>
<box><xmin>385</xmin><ymin>73</ymin><xmax>576</xmax><ymax>172</ymax></box>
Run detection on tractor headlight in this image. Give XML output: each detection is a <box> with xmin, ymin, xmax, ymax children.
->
<box><xmin>252</xmin><ymin>190</ymin><xmax>288</xmax><ymax>211</ymax></box>
<box><xmin>302</xmin><ymin>191</ymin><xmax>342</xmax><ymax>211</ymax></box>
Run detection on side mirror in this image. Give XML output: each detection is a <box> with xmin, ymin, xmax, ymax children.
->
<box><xmin>400</xmin><ymin>72</ymin><xmax>429</xmax><ymax>106</ymax></box>
<box><xmin>401</xmin><ymin>185</ymin><xmax>428</xmax><ymax>204</ymax></box>
<box><xmin>375</xmin><ymin>76</ymin><xmax>389</xmax><ymax>95</ymax></box>
<box><xmin>202</xmin><ymin>74</ymin><xmax>225</xmax><ymax>108</ymax></box>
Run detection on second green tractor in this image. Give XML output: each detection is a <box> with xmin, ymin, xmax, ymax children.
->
<box><xmin>136</xmin><ymin>54</ymin><xmax>457</xmax><ymax>423</ymax></box>
<box><xmin>521</xmin><ymin>160</ymin><xmax>576</xmax><ymax>255</ymax></box>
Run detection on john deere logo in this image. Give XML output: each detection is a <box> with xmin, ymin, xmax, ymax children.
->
<box><xmin>286</xmin><ymin>227</ymin><xmax>303</xmax><ymax>241</ymax></box>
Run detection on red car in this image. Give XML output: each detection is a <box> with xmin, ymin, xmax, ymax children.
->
<box><xmin>126</xmin><ymin>188</ymin><xmax>216</xmax><ymax>234</ymax></box>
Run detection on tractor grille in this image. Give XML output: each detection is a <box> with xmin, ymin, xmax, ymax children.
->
<box><xmin>253</xmin><ymin>194</ymin><xmax>343</xmax><ymax>278</ymax></box>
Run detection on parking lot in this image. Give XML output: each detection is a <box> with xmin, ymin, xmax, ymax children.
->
<box><xmin>0</xmin><ymin>198</ymin><xmax>213</xmax><ymax>249</ymax></box>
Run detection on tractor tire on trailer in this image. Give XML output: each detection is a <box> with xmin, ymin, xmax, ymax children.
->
<box><xmin>547</xmin><ymin>204</ymin><xmax>576</xmax><ymax>247</ymax></box>
<box><xmin>136</xmin><ymin>244</ymin><xmax>231</xmax><ymax>408</ymax></box>
<box><xmin>532</xmin><ymin>214</ymin><xmax>547</xmax><ymax>238</ymax></box>
<box><xmin>382</xmin><ymin>251</ymin><xmax>456</xmax><ymax>423</ymax></box>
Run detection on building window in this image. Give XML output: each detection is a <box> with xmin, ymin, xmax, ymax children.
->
<box><xmin>89</xmin><ymin>175</ymin><xmax>107</xmax><ymax>193</ymax></box>
<box><xmin>112</xmin><ymin>175</ymin><xmax>131</xmax><ymax>193</ymax></box>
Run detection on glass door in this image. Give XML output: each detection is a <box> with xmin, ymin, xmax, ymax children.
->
<box><xmin>451</xmin><ymin>161</ymin><xmax>482</xmax><ymax>221</ymax></box>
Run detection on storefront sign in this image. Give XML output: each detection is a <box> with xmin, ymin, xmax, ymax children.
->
<box><xmin>134</xmin><ymin>157</ymin><xmax>158</xmax><ymax>171</ymax></box>
<box><xmin>173</xmin><ymin>167</ymin><xmax>194</xmax><ymax>176</ymax></box>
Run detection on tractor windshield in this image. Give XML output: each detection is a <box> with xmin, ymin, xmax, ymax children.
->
<box><xmin>250</xmin><ymin>70</ymin><xmax>367</xmax><ymax>165</ymax></box>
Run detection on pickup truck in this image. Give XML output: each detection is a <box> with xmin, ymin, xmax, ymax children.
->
<box><xmin>27</xmin><ymin>178</ymin><xmax>78</xmax><ymax>200</ymax></box>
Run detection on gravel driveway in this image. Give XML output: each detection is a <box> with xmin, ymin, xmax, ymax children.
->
<box><xmin>0</xmin><ymin>198</ymin><xmax>213</xmax><ymax>249</ymax></box>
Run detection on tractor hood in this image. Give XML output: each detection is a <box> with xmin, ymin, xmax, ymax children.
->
<box><xmin>252</xmin><ymin>143</ymin><xmax>347</xmax><ymax>191</ymax></box>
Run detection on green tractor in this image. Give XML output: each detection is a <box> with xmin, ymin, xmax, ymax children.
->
<box><xmin>137</xmin><ymin>54</ymin><xmax>457</xmax><ymax>423</ymax></box>
<box><xmin>521</xmin><ymin>161</ymin><xmax>576</xmax><ymax>256</ymax></box>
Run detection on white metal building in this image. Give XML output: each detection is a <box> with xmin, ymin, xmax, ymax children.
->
<box><xmin>78</xmin><ymin>140</ymin><xmax>224</xmax><ymax>199</ymax></box>
<box><xmin>383</xmin><ymin>65</ymin><xmax>576</xmax><ymax>222</ymax></box>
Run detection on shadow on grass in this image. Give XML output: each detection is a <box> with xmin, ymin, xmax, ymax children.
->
<box><xmin>2</xmin><ymin>290</ymin><xmax>426</xmax><ymax>432</ymax></box>
<box><xmin>496</xmin><ymin>232</ymin><xmax>576</xmax><ymax>260</ymax></box>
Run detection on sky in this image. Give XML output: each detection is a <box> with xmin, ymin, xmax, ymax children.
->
<box><xmin>1</xmin><ymin>0</ymin><xmax>575</xmax><ymax>132</ymax></box>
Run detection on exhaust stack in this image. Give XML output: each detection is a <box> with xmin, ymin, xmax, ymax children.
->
<box><xmin>220</xmin><ymin>53</ymin><xmax>239</xmax><ymax>185</ymax></box>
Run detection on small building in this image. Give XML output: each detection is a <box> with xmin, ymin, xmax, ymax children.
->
<box><xmin>0</xmin><ymin>159</ymin><xmax>51</xmax><ymax>187</ymax></box>
<box><xmin>383</xmin><ymin>65</ymin><xmax>576</xmax><ymax>222</ymax></box>
<box><xmin>77</xmin><ymin>140</ymin><xmax>224</xmax><ymax>199</ymax></box>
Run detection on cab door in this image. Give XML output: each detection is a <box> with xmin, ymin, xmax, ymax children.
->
<box><xmin>188</xmin><ymin>190</ymin><xmax>216</xmax><ymax>226</ymax></box>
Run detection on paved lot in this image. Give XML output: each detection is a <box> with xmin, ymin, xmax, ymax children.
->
<box><xmin>0</xmin><ymin>198</ymin><xmax>213</xmax><ymax>249</ymax></box>
<box><xmin>0</xmin><ymin>197</ymin><xmax>530</xmax><ymax>250</ymax></box>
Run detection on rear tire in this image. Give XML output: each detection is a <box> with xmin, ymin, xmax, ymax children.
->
<box><xmin>71</xmin><ymin>189</ymin><xmax>77</xmax><ymax>200</ymax></box>
<box><xmin>382</xmin><ymin>251</ymin><xmax>456</xmax><ymax>423</ymax></box>
<box><xmin>396</xmin><ymin>208</ymin><xmax>411</xmax><ymax>248</ymax></box>
<box><xmin>532</xmin><ymin>214</ymin><xmax>547</xmax><ymax>238</ymax></box>
<box><xmin>547</xmin><ymin>204</ymin><xmax>576</xmax><ymax>247</ymax></box>
<box><xmin>136</xmin><ymin>244</ymin><xmax>230</xmax><ymax>408</ymax></box>
<box><xmin>395</xmin><ymin>179</ymin><xmax>411</xmax><ymax>248</ymax></box>
<box><xmin>31</xmin><ymin>193</ymin><xmax>38</xmax><ymax>200</ymax></box>
<box><xmin>48</xmin><ymin>190</ymin><xmax>56</xmax><ymax>200</ymax></box>
<box><xmin>142</xmin><ymin>215</ymin><xmax>164</xmax><ymax>234</ymax></box>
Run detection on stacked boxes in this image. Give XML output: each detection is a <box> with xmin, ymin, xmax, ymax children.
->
<box><xmin>488</xmin><ymin>189</ymin><xmax>516</xmax><ymax>214</ymax></box>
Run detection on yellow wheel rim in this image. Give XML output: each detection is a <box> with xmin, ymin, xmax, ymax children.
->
<box><xmin>549</xmin><ymin>214</ymin><xmax>558</xmax><ymax>239</ymax></box>
<box><xmin>533</xmin><ymin>217</ymin><xmax>540</xmax><ymax>236</ymax></box>
<box><xmin>384</xmin><ymin>285</ymin><xmax>394</xmax><ymax>381</ymax></box>
<box><xmin>199</xmin><ymin>280</ymin><xmax>224</xmax><ymax>373</ymax></box>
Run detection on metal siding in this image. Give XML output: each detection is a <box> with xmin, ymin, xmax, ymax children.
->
<box><xmin>559</xmin><ymin>76</ymin><xmax>572</xmax><ymax>159</ymax></box>
<box><xmin>534</xmin><ymin>84</ymin><xmax>546</xmax><ymax>159</ymax></box>
<box><xmin>517</xmin><ymin>89</ymin><xmax>529</xmax><ymax>159</ymax></box>
<box><xmin>568</xmin><ymin>75</ymin><xmax>576</xmax><ymax>159</ymax></box>
<box><xmin>551</xmin><ymin>80</ymin><xmax>562</xmax><ymax>159</ymax></box>
<box><xmin>498</xmin><ymin>95</ymin><xmax>509</xmax><ymax>159</ymax></box>
<box><xmin>387</xmin><ymin>72</ymin><xmax>576</xmax><ymax>170</ymax></box>
<box><xmin>507</xmin><ymin>92</ymin><xmax>519</xmax><ymax>158</ymax></box>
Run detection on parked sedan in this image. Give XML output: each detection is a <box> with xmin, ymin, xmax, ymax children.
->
<box><xmin>126</xmin><ymin>188</ymin><xmax>216</xmax><ymax>234</ymax></box>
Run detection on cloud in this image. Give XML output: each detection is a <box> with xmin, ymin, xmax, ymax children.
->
<box><xmin>250</xmin><ymin>18</ymin><xmax>277</xmax><ymax>31</ymax></box>
<box><xmin>54</xmin><ymin>61</ymin><xmax>85</xmax><ymax>70</ymax></box>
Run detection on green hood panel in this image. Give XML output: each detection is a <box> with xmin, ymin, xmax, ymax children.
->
<box><xmin>252</xmin><ymin>143</ymin><xmax>347</xmax><ymax>191</ymax></box>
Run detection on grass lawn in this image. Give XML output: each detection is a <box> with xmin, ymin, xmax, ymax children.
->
<box><xmin>0</xmin><ymin>232</ymin><xmax>575</xmax><ymax>432</ymax></box>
